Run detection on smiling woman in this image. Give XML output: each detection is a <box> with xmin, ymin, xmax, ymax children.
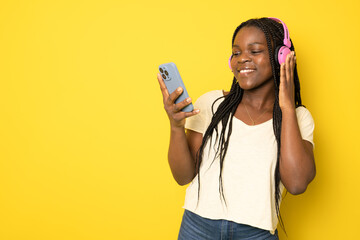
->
<box><xmin>157</xmin><ymin>17</ymin><xmax>315</xmax><ymax>240</ymax></box>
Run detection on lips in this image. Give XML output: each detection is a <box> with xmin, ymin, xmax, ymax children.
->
<box><xmin>237</xmin><ymin>65</ymin><xmax>256</xmax><ymax>71</ymax></box>
<box><xmin>239</xmin><ymin>69</ymin><xmax>255</xmax><ymax>73</ymax></box>
<box><xmin>237</xmin><ymin>67</ymin><xmax>256</xmax><ymax>75</ymax></box>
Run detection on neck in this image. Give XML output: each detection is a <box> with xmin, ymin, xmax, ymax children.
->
<box><xmin>242</xmin><ymin>82</ymin><xmax>275</xmax><ymax>110</ymax></box>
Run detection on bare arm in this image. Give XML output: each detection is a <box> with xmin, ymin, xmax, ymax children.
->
<box><xmin>157</xmin><ymin>73</ymin><xmax>202</xmax><ymax>185</ymax></box>
<box><xmin>168</xmin><ymin>128</ymin><xmax>203</xmax><ymax>185</ymax></box>
<box><xmin>278</xmin><ymin>52</ymin><xmax>316</xmax><ymax>195</ymax></box>
<box><xmin>280</xmin><ymin>109</ymin><xmax>315</xmax><ymax>195</ymax></box>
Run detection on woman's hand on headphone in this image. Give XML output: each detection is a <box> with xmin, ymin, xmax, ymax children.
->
<box><xmin>279</xmin><ymin>51</ymin><xmax>296</xmax><ymax>112</ymax></box>
<box><xmin>157</xmin><ymin>73</ymin><xmax>200</xmax><ymax>129</ymax></box>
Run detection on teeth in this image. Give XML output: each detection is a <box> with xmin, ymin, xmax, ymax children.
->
<box><xmin>240</xmin><ymin>69</ymin><xmax>255</xmax><ymax>73</ymax></box>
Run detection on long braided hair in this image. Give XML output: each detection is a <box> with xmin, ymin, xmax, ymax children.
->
<box><xmin>195</xmin><ymin>18</ymin><xmax>302</xmax><ymax>231</ymax></box>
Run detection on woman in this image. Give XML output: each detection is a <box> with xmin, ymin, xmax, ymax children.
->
<box><xmin>157</xmin><ymin>17</ymin><xmax>315</xmax><ymax>240</ymax></box>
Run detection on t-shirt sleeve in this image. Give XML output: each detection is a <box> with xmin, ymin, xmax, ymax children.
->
<box><xmin>296</xmin><ymin>106</ymin><xmax>315</xmax><ymax>148</ymax></box>
<box><xmin>184</xmin><ymin>94</ymin><xmax>209</xmax><ymax>134</ymax></box>
<box><xmin>185</xmin><ymin>90</ymin><xmax>223</xmax><ymax>134</ymax></box>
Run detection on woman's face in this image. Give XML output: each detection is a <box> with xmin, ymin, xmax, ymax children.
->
<box><xmin>230</xmin><ymin>26</ymin><xmax>273</xmax><ymax>91</ymax></box>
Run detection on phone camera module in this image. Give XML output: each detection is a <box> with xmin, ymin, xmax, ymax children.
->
<box><xmin>160</xmin><ymin>66</ymin><xmax>171</xmax><ymax>81</ymax></box>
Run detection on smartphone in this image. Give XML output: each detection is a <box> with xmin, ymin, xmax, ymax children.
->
<box><xmin>159</xmin><ymin>62</ymin><xmax>194</xmax><ymax>112</ymax></box>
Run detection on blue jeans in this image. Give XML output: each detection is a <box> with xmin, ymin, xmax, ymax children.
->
<box><xmin>178</xmin><ymin>210</ymin><xmax>279</xmax><ymax>240</ymax></box>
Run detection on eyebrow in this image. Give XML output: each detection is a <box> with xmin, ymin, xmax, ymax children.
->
<box><xmin>232</xmin><ymin>42</ymin><xmax>265</xmax><ymax>47</ymax></box>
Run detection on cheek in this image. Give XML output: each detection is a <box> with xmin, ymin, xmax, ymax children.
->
<box><xmin>258</xmin><ymin>56</ymin><xmax>270</xmax><ymax>66</ymax></box>
<box><xmin>258</xmin><ymin>58</ymin><xmax>272</xmax><ymax>74</ymax></box>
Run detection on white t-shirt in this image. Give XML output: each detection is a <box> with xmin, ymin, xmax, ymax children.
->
<box><xmin>184</xmin><ymin>90</ymin><xmax>315</xmax><ymax>234</ymax></box>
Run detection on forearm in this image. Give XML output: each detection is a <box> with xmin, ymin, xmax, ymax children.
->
<box><xmin>280</xmin><ymin>108</ymin><xmax>316</xmax><ymax>194</ymax></box>
<box><xmin>168</xmin><ymin>126</ymin><xmax>196</xmax><ymax>185</ymax></box>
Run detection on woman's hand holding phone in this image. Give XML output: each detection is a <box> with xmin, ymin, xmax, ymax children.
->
<box><xmin>157</xmin><ymin>73</ymin><xmax>199</xmax><ymax>129</ymax></box>
<box><xmin>157</xmin><ymin>65</ymin><xmax>200</xmax><ymax>185</ymax></box>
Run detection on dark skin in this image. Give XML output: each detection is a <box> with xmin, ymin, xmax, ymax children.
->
<box><xmin>157</xmin><ymin>26</ymin><xmax>316</xmax><ymax>195</ymax></box>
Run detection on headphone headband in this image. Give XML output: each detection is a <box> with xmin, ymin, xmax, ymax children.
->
<box><xmin>268</xmin><ymin>17</ymin><xmax>291</xmax><ymax>48</ymax></box>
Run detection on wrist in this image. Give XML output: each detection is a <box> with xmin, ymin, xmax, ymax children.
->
<box><xmin>170</xmin><ymin>124</ymin><xmax>185</xmax><ymax>133</ymax></box>
<box><xmin>281</xmin><ymin>106</ymin><xmax>296</xmax><ymax>117</ymax></box>
<box><xmin>280</xmin><ymin>102</ymin><xmax>296</xmax><ymax>113</ymax></box>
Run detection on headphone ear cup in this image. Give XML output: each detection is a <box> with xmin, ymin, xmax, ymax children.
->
<box><xmin>274</xmin><ymin>46</ymin><xmax>281</xmax><ymax>65</ymax></box>
<box><xmin>229</xmin><ymin>55</ymin><xmax>232</xmax><ymax>70</ymax></box>
<box><xmin>276</xmin><ymin>46</ymin><xmax>291</xmax><ymax>65</ymax></box>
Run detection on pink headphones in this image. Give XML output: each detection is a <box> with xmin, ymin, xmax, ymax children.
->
<box><xmin>229</xmin><ymin>17</ymin><xmax>292</xmax><ymax>69</ymax></box>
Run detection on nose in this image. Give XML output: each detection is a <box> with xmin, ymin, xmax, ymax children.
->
<box><xmin>238</xmin><ymin>52</ymin><xmax>251</xmax><ymax>63</ymax></box>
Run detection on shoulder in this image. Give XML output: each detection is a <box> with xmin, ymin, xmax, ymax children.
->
<box><xmin>185</xmin><ymin>90</ymin><xmax>224</xmax><ymax>134</ymax></box>
<box><xmin>185</xmin><ymin>90</ymin><xmax>224</xmax><ymax>133</ymax></box>
<box><xmin>195</xmin><ymin>90</ymin><xmax>224</xmax><ymax>104</ymax></box>
<box><xmin>193</xmin><ymin>90</ymin><xmax>224</xmax><ymax>111</ymax></box>
<box><xmin>295</xmin><ymin>106</ymin><xmax>315</xmax><ymax>146</ymax></box>
<box><xmin>295</xmin><ymin>106</ymin><xmax>314</xmax><ymax>122</ymax></box>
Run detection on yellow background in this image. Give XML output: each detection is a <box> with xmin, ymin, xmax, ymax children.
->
<box><xmin>0</xmin><ymin>0</ymin><xmax>359</xmax><ymax>239</ymax></box>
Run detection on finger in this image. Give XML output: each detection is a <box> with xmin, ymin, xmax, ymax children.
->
<box><xmin>183</xmin><ymin>109</ymin><xmax>200</xmax><ymax>118</ymax></box>
<box><xmin>173</xmin><ymin>97</ymin><xmax>193</xmax><ymax>113</ymax></box>
<box><xmin>290</xmin><ymin>53</ymin><xmax>296</xmax><ymax>80</ymax></box>
<box><xmin>285</xmin><ymin>52</ymin><xmax>292</xmax><ymax>82</ymax></box>
<box><xmin>157</xmin><ymin>73</ymin><xmax>169</xmax><ymax>102</ymax></box>
<box><xmin>174</xmin><ymin>109</ymin><xmax>200</xmax><ymax>120</ymax></box>
<box><xmin>167</xmin><ymin>87</ymin><xmax>183</xmax><ymax>105</ymax></box>
<box><xmin>280</xmin><ymin>63</ymin><xmax>286</xmax><ymax>86</ymax></box>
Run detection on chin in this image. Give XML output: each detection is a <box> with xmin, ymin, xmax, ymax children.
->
<box><xmin>237</xmin><ymin>80</ymin><xmax>257</xmax><ymax>90</ymax></box>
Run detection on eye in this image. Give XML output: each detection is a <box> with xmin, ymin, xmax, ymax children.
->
<box><xmin>251</xmin><ymin>50</ymin><xmax>263</xmax><ymax>54</ymax></box>
<box><xmin>232</xmin><ymin>51</ymin><xmax>241</xmax><ymax>57</ymax></box>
